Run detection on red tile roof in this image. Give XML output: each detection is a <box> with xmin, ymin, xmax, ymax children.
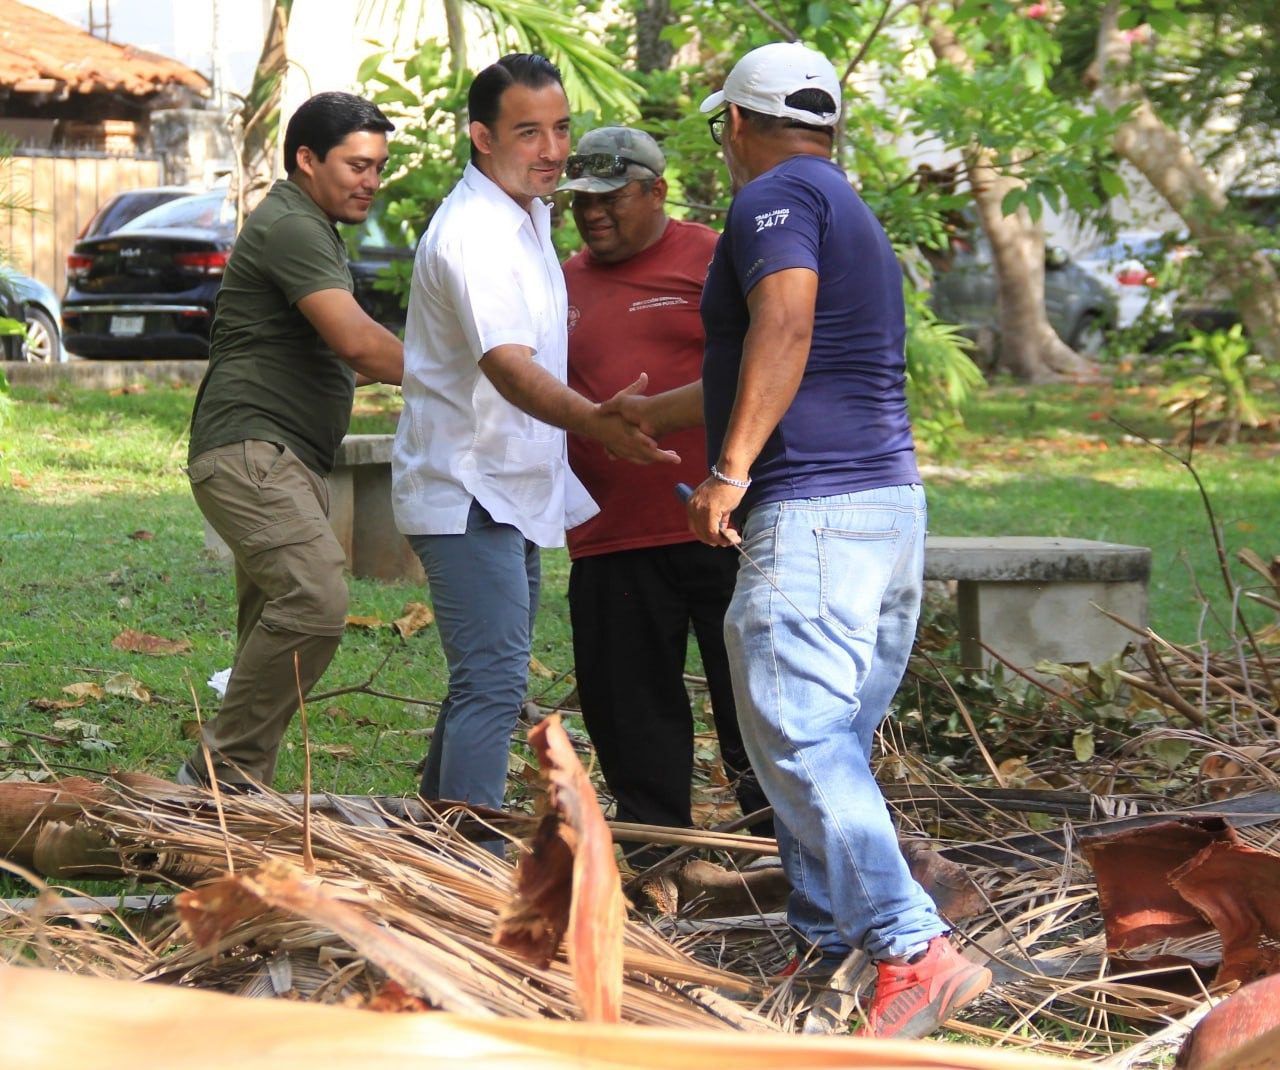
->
<box><xmin>0</xmin><ymin>0</ymin><xmax>210</xmax><ymax>96</ymax></box>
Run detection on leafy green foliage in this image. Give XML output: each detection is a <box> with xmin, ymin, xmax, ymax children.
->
<box><xmin>360</xmin><ymin>0</ymin><xmax>1244</xmax><ymax>443</ymax></box>
<box><xmin>1056</xmin><ymin>1</ymin><xmax>1276</xmax><ymax>178</ymax></box>
<box><xmin>907</xmin><ymin>5</ymin><xmax>1134</xmax><ymax>225</ymax></box>
<box><xmin>363</xmin><ymin>38</ymin><xmax>470</xmax><ymax>264</ymax></box>
<box><xmin>1160</xmin><ymin>324</ymin><xmax>1270</xmax><ymax>443</ymax></box>
<box><xmin>903</xmin><ymin>288</ymin><xmax>986</xmax><ymax>457</ymax></box>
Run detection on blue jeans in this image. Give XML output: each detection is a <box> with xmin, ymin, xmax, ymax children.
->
<box><xmin>408</xmin><ymin>500</ymin><xmax>540</xmax><ymax>821</ymax></box>
<box><xmin>723</xmin><ymin>485</ymin><xmax>943</xmax><ymax>962</ymax></box>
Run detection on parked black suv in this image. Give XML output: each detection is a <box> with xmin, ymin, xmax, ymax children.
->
<box><xmin>62</xmin><ymin>189</ymin><xmax>414</xmax><ymax>359</ymax></box>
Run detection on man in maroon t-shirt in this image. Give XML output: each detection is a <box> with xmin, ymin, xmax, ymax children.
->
<box><xmin>558</xmin><ymin>127</ymin><xmax>769</xmax><ymax>865</ymax></box>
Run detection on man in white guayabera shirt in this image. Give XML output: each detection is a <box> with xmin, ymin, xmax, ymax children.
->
<box><xmin>391</xmin><ymin>53</ymin><xmax>678</xmax><ymax>845</ymax></box>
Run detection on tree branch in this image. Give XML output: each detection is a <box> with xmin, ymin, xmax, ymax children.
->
<box><xmin>741</xmin><ymin>0</ymin><xmax>797</xmax><ymax>41</ymax></box>
<box><xmin>843</xmin><ymin>0</ymin><xmax>914</xmax><ymax>85</ymax></box>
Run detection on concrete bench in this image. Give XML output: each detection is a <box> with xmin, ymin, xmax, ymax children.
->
<box><xmin>204</xmin><ymin>443</ymin><xmax>1152</xmax><ymax>673</ymax></box>
<box><xmin>923</xmin><ymin>535</ymin><xmax>1151</xmax><ymax>672</ymax></box>
<box><xmin>203</xmin><ymin>433</ymin><xmax>424</xmax><ymax>584</ymax></box>
<box><xmin>327</xmin><ymin>434</ymin><xmax>424</xmax><ymax>583</ymax></box>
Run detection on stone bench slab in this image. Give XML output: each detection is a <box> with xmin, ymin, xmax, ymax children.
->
<box><xmin>205</xmin><ymin>435</ymin><xmax>1154</xmax><ymax>672</ymax></box>
<box><xmin>924</xmin><ymin>536</ymin><xmax>1150</xmax><ymax>584</ymax></box>
<box><xmin>203</xmin><ymin>432</ymin><xmax>424</xmax><ymax>585</ymax></box>
<box><xmin>923</xmin><ymin>535</ymin><xmax>1151</xmax><ymax>674</ymax></box>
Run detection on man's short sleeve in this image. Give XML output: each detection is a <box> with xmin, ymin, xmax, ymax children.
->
<box><xmin>435</xmin><ymin>231</ymin><xmax>538</xmax><ymax>361</ymax></box>
<box><xmin>261</xmin><ymin>212</ymin><xmax>352</xmax><ymax>306</ymax></box>
<box><xmin>725</xmin><ymin>172</ymin><xmax>825</xmax><ymax>296</ymax></box>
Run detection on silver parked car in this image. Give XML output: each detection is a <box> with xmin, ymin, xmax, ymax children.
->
<box><xmin>1074</xmin><ymin>231</ymin><xmax>1183</xmax><ymax>332</ymax></box>
<box><xmin>1075</xmin><ymin>229</ymin><xmax>1269</xmax><ymax>340</ymax></box>
<box><xmin>1</xmin><ymin>269</ymin><xmax>64</xmax><ymax>364</ymax></box>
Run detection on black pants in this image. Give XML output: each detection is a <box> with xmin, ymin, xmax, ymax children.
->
<box><xmin>568</xmin><ymin>541</ymin><xmax>771</xmax><ymax>841</ymax></box>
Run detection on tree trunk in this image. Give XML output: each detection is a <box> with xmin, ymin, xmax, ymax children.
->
<box><xmin>1096</xmin><ymin>1</ymin><xmax>1280</xmax><ymax>363</ymax></box>
<box><xmin>921</xmin><ymin>1</ymin><xmax>1097</xmax><ymax>382</ymax></box>
<box><xmin>444</xmin><ymin>0</ymin><xmax>468</xmax><ymax>77</ymax></box>
<box><xmin>634</xmin><ymin>0</ymin><xmax>674</xmax><ymax>74</ymax></box>
<box><xmin>232</xmin><ymin>0</ymin><xmax>292</xmax><ymax>226</ymax></box>
<box><xmin>0</xmin><ymin>774</ymin><xmax>172</xmax><ymax>870</ymax></box>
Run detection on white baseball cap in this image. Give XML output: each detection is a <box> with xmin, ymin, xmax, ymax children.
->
<box><xmin>699</xmin><ymin>42</ymin><xmax>841</xmax><ymax>127</ymax></box>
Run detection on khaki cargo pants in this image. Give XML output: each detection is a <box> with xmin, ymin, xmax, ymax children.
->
<box><xmin>186</xmin><ymin>440</ymin><xmax>348</xmax><ymax>786</ymax></box>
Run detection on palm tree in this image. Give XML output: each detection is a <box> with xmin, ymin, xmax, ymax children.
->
<box><xmin>230</xmin><ymin>0</ymin><xmax>640</xmax><ymax>219</ymax></box>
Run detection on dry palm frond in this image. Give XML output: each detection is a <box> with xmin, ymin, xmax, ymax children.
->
<box><xmin>4</xmin><ymin>595</ymin><xmax>1280</xmax><ymax>1061</ymax></box>
<box><xmin>1</xmin><ymin>964</ymin><xmax>1087</xmax><ymax>1070</ymax></box>
<box><xmin>1</xmin><ymin>775</ymin><xmax>760</xmax><ymax>1031</ymax></box>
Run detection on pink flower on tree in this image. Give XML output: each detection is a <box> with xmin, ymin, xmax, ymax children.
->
<box><xmin>1026</xmin><ymin>2</ymin><xmax>1048</xmax><ymax>17</ymax></box>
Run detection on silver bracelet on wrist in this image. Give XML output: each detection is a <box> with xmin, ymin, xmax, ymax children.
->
<box><xmin>710</xmin><ymin>464</ymin><xmax>752</xmax><ymax>489</ymax></box>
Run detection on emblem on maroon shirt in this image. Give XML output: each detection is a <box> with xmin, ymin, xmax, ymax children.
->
<box><xmin>628</xmin><ymin>296</ymin><xmax>688</xmax><ymax>312</ymax></box>
<box><xmin>567</xmin><ymin>305</ymin><xmax>581</xmax><ymax>333</ymax></box>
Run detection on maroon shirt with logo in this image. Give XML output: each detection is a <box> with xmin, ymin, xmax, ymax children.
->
<box><xmin>564</xmin><ymin>218</ymin><xmax>718</xmax><ymax>559</ymax></box>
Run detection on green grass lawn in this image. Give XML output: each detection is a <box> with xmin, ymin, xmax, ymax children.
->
<box><xmin>1</xmin><ymin>374</ymin><xmax>1277</xmax><ymax>800</ymax></box>
<box><xmin>929</xmin><ymin>379</ymin><xmax>1280</xmax><ymax>645</ymax></box>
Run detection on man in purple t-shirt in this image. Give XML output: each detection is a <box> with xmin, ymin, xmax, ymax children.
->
<box><xmin>623</xmin><ymin>42</ymin><xmax>990</xmax><ymax>1039</ymax></box>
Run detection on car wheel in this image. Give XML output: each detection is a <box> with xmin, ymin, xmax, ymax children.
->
<box><xmin>1070</xmin><ymin>314</ymin><xmax>1108</xmax><ymax>358</ymax></box>
<box><xmin>22</xmin><ymin>306</ymin><xmax>63</xmax><ymax>364</ymax></box>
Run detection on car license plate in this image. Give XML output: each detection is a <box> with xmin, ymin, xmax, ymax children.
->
<box><xmin>110</xmin><ymin>315</ymin><xmax>145</xmax><ymax>336</ymax></box>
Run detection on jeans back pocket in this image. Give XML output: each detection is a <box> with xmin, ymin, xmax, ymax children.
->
<box><xmin>816</xmin><ymin>526</ymin><xmax>902</xmax><ymax>638</ymax></box>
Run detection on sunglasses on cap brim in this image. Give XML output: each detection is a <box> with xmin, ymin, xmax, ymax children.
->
<box><xmin>564</xmin><ymin>153</ymin><xmax>660</xmax><ymax>181</ymax></box>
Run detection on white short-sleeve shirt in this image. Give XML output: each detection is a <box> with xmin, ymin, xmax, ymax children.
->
<box><xmin>391</xmin><ymin>163</ymin><xmax>597</xmax><ymax>546</ymax></box>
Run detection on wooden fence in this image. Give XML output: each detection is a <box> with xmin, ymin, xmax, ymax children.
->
<box><xmin>2</xmin><ymin>152</ymin><xmax>164</xmax><ymax>296</ymax></box>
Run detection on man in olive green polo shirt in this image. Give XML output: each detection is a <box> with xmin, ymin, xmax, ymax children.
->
<box><xmin>183</xmin><ymin>92</ymin><xmax>404</xmax><ymax>789</ymax></box>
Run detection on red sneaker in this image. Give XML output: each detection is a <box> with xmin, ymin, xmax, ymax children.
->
<box><xmin>857</xmin><ymin>936</ymin><xmax>991</xmax><ymax>1040</ymax></box>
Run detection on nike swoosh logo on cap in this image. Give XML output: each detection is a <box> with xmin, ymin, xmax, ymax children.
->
<box><xmin>805</xmin><ymin>73</ymin><xmax>821</xmax><ymax>79</ymax></box>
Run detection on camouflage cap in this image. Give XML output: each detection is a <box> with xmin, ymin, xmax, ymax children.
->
<box><xmin>557</xmin><ymin>126</ymin><xmax>666</xmax><ymax>194</ymax></box>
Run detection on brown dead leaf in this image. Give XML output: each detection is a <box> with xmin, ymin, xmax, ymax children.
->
<box><xmin>62</xmin><ymin>683</ymin><xmax>106</xmax><ymax>701</ymax></box>
<box><xmin>176</xmin><ymin>859</ymin><xmax>486</xmax><ymax>1014</ymax></box>
<box><xmin>318</xmin><ymin>744</ymin><xmax>356</xmax><ymax>760</ymax></box>
<box><xmin>392</xmin><ymin>601</ymin><xmax>434</xmax><ymax>639</ymax></box>
<box><xmin>109</xmin><ymin>383</ymin><xmax>146</xmax><ymax>396</ymax></box>
<box><xmin>345</xmin><ymin>615</ymin><xmax>385</xmax><ymax>630</ymax></box>
<box><xmin>111</xmin><ymin>629</ymin><xmax>192</xmax><ymax>656</ymax></box>
<box><xmin>996</xmin><ymin>755</ymin><xmax>1055</xmax><ymax>790</ymax></box>
<box><xmin>691</xmin><ymin>800</ymin><xmax>741</xmax><ymax>827</ymax></box>
<box><xmin>102</xmin><ymin>673</ymin><xmax>151</xmax><ymax>703</ymax></box>
<box><xmin>29</xmin><ymin>697</ymin><xmax>87</xmax><ymax>712</ymax></box>
<box><xmin>528</xmin><ymin>656</ymin><xmax>558</xmax><ymax>680</ymax></box>
<box><xmin>359</xmin><ymin>979</ymin><xmax>432</xmax><ymax>1014</ymax></box>
<box><xmin>180</xmin><ymin>719</ymin><xmax>202</xmax><ymax>740</ymax></box>
<box><xmin>495</xmin><ymin>714</ymin><xmax>624</xmax><ymax>1024</ymax></box>
<box><xmin>127</xmin><ymin>530</ymin><xmax>154</xmax><ymax>541</ymax></box>
<box><xmin>1200</xmin><ymin>747</ymin><xmax>1269</xmax><ymax>801</ymax></box>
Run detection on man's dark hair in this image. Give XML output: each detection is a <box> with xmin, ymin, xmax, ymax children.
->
<box><xmin>738</xmin><ymin>88</ymin><xmax>837</xmax><ymax>138</ymax></box>
<box><xmin>284</xmin><ymin>92</ymin><xmax>394</xmax><ymax>175</ymax></box>
<box><xmin>468</xmin><ymin>53</ymin><xmax>564</xmax><ymax>162</ymax></box>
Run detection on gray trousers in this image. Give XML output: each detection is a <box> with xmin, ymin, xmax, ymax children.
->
<box><xmin>187</xmin><ymin>440</ymin><xmax>348</xmax><ymax>785</ymax></box>
<box><xmin>408</xmin><ymin>500</ymin><xmax>540</xmax><ymax>816</ymax></box>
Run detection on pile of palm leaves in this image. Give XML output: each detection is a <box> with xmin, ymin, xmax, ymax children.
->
<box><xmin>3</xmin><ymin>557</ymin><xmax>1279</xmax><ymax>1066</ymax></box>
